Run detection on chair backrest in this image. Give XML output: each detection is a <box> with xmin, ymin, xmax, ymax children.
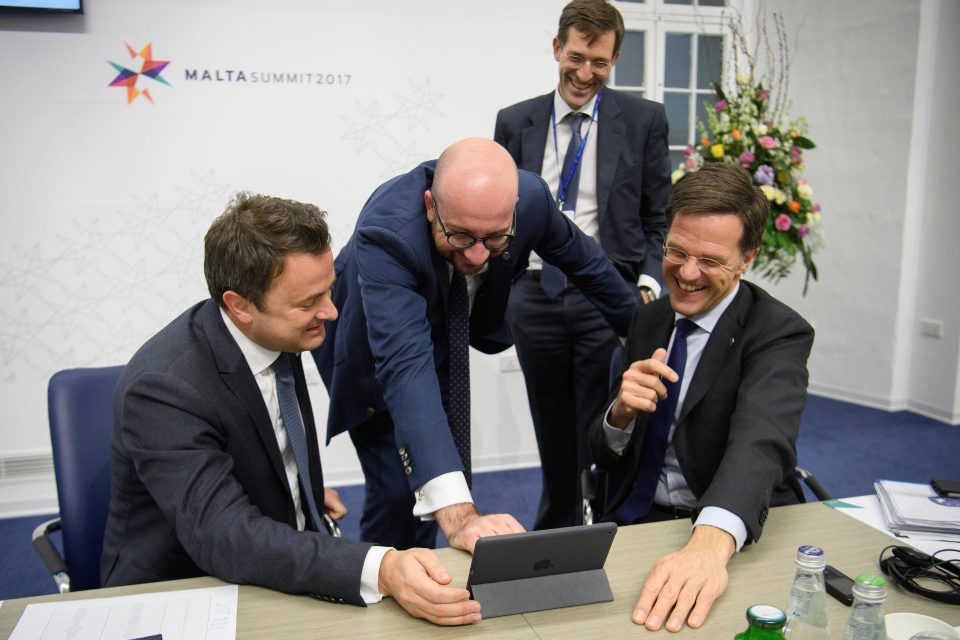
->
<box><xmin>47</xmin><ymin>365</ymin><xmax>124</xmax><ymax>591</ymax></box>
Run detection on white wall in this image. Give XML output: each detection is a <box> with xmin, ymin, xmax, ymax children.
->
<box><xmin>1</xmin><ymin>0</ymin><xmax>957</xmax><ymax>514</ymax></box>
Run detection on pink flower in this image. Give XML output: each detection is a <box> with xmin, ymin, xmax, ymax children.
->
<box><xmin>812</xmin><ymin>203</ymin><xmax>822</xmax><ymax>213</ymax></box>
<box><xmin>683</xmin><ymin>145</ymin><xmax>695</xmax><ymax>158</ymax></box>
<box><xmin>791</xmin><ymin>146</ymin><xmax>802</xmax><ymax>163</ymax></box>
<box><xmin>714</xmin><ymin>99</ymin><xmax>728</xmax><ymax>113</ymax></box>
<box><xmin>775</xmin><ymin>214</ymin><xmax>792</xmax><ymax>231</ymax></box>
<box><xmin>757</xmin><ymin>89</ymin><xmax>770</xmax><ymax>101</ymax></box>
<box><xmin>738</xmin><ymin>151</ymin><xmax>755</xmax><ymax>168</ymax></box>
<box><xmin>798</xmin><ymin>225</ymin><xmax>810</xmax><ymax>238</ymax></box>
<box><xmin>760</xmin><ymin>136</ymin><xmax>777</xmax><ymax>149</ymax></box>
<box><xmin>685</xmin><ymin>157</ymin><xmax>698</xmax><ymax>170</ymax></box>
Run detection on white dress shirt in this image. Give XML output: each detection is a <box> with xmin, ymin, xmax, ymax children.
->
<box><xmin>220</xmin><ymin>308</ymin><xmax>390</xmax><ymax>603</ymax></box>
<box><xmin>602</xmin><ymin>282</ymin><xmax>748</xmax><ymax>550</ymax></box>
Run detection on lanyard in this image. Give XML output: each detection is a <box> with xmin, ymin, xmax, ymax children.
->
<box><xmin>552</xmin><ymin>90</ymin><xmax>602</xmax><ymax>211</ymax></box>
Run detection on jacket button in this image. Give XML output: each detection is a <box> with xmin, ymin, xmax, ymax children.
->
<box><xmin>366</xmin><ymin>406</ymin><xmax>375</xmax><ymax>417</ymax></box>
<box><xmin>404</xmin><ymin>466</ymin><xmax>413</xmax><ymax>476</ymax></box>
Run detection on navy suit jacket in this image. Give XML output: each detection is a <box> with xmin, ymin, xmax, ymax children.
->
<box><xmin>494</xmin><ymin>88</ymin><xmax>670</xmax><ymax>286</ymax></box>
<box><xmin>313</xmin><ymin>161</ymin><xmax>637</xmax><ymax>490</ymax></box>
<box><xmin>101</xmin><ymin>299</ymin><xmax>372</xmax><ymax>604</ymax></box>
<box><xmin>589</xmin><ymin>281</ymin><xmax>814</xmax><ymax>542</ymax></box>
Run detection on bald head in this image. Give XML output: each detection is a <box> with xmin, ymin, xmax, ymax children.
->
<box><xmin>425</xmin><ymin>138</ymin><xmax>519</xmax><ymax>276</ymax></box>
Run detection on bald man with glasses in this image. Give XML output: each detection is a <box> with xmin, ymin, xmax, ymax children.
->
<box><xmin>312</xmin><ymin>138</ymin><xmax>638</xmax><ymax>553</ymax></box>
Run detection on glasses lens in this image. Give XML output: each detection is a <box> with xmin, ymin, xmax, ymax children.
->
<box><xmin>448</xmin><ymin>234</ymin><xmax>476</xmax><ymax>249</ymax></box>
<box><xmin>664</xmin><ymin>247</ymin><xmax>686</xmax><ymax>265</ymax></box>
<box><xmin>483</xmin><ymin>235</ymin><xmax>511</xmax><ymax>250</ymax></box>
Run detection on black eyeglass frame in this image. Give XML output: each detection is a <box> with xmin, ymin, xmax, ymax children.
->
<box><xmin>433</xmin><ymin>200</ymin><xmax>516</xmax><ymax>251</ymax></box>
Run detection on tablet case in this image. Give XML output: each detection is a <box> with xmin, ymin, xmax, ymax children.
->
<box><xmin>466</xmin><ymin>522</ymin><xmax>617</xmax><ymax>618</ymax></box>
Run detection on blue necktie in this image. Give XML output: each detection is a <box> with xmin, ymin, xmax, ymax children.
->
<box><xmin>616</xmin><ymin>318</ymin><xmax>697</xmax><ymax>523</ymax></box>
<box><xmin>273</xmin><ymin>352</ymin><xmax>324</xmax><ymax>531</ymax></box>
<box><xmin>541</xmin><ymin>112</ymin><xmax>589</xmax><ymax>299</ymax></box>
<box><xmin>447</xmin><ymin>272</ymin><xmax>472</xmax><ymax>486</ymax></box>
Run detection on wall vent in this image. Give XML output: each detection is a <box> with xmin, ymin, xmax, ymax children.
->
<box><xmin>0</xmin><ymin>453</ymin><xmax>55</xmax><ymax>480</ymax></box>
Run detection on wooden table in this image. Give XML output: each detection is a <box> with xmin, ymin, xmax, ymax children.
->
<box><xmin>2</xmin><ymin>502</ymin><xmax>958</xmax><ymax>639</ymax></box>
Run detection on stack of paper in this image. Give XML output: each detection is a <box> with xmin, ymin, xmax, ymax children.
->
<box><xmin>874</xmin><ymin>479</ymin><xmax>960</xmax><ymax>542</ymax></box>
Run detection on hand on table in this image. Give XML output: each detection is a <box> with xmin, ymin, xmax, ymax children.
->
<box><xmin>632</xmin><ymin>525</ymin><xmax>735</xmax><ymax>632</ymax></box>
<box><xmin>377</xmin><ymin>548</ymin><xmax>481</xmax><ymax>625</ymax></box>
<box><xmin>608</xmin><ymin>348</ymin><xmax>678</xmax><ymax>429</ymax></box>
<box><xmin>435</xmin><ymin>502</ymin><xmax>525</xmax><ymax>554</ymax></box>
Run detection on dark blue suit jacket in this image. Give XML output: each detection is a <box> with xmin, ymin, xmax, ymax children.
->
<box><xmin>313</xmin><ymin>161</ymin><xmax>637</xmax><ymax>490</ymax></box>
<box><xmin>494</xmin><ymin>88</ymin><xmax>670</xmax><ymax>286</ymax></box>
<box><xmin>101</xmin><ymin>299</ymin><xmax>372</xmax><ymax>604</ymax></box>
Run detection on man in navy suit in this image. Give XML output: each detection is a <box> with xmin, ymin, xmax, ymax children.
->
<box><xmin>589</xmin><ymin>164</ymin><xmax>814</xmax><ymax>631</ymax></box>
<box><xmin>102</xmin><ymin>193</ymin><xmax>483</xmax><ymax>625</ymax></box>
<box><xmin>494</xmin><ymin>0</ymin><xmax>671</xmax><ymax>529</ymax></box>
<box><xmin>313</xmin><ymin>138</ymin><xmax>638</xmax><ymax>551</ymax></box>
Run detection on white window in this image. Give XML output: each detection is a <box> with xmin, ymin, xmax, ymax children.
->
<box><xmin>612</xmin><ymin>1</ymin><xmax>731</xmax><ymax>171</ymax></box>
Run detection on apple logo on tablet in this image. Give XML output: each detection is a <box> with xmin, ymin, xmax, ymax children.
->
<box><xmin>534</xmin><ymin>559</ymin><xmax>554</xmax><ymax>571</ymax></box>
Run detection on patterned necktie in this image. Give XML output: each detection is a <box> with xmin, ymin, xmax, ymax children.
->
<box><xmin>616</xmin><ymin>318</ymin><xmax>698</xmax><ymax>523</ymax></box>
<box><xmin>447</xmin><ymin>271</ymin><xmax>472</xmax><ymax>486</ymax></box>
<box><xmin>273</xmin><ymin>352</ymin><xmax>324</xmax><ymax>531</ymax></box>
<box><xmin>541</xmin><ymin>112</ymin><xmax>589</xmax><ymax>299</ymax></box>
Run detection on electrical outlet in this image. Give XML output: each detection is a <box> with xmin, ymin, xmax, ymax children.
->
<box><xmin>920</xmin><ymin>319</ymin><xmax>944</xmax><ymax>339</ymax></box>
<box><xmin>499</xmin><ymin>353</ymin><xmax>522</xmax><ymax>372</ymax></box>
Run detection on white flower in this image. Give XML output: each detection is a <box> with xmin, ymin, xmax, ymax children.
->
<box><xmin>672</xmin><ymin>169</ymin><xmax>686</xmax><ymax>184</ymax></box>
<box><xmin>797</xmin><ymin>184</ymin><xmax>813</xmax><ymax>200</ymax></box>
<box><xmin>757</xmin><ymin>124</ymin><xmax>769</xmax><ymax>136</ymax></box>
<box><xmin>737</xmin><ymin>72</ymin><xmax>751</xmax><ymax>87</ymax></box>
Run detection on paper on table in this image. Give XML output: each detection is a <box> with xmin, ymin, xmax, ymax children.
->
<box><xmin>9</xmin><ymin>584</ymin><xmax>237</xmax><ymax>640</ymax></box>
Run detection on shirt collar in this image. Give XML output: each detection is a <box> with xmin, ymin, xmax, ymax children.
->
<box><xmin>553</xmin><ymin>89</ymin><xmax>599</xmax><ymax>123</ymax></box>
<box><xmin>676</xmin><ymin>281</ymin><xmax>741</xmax><ymax>334</ymax></box>
<box><xmin>219</xmin><ymin>306</ymin><xmax>281</xmax><ymax>376</ymax></box>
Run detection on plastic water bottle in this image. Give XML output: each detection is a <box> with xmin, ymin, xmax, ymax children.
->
<box><xmin>783</xmin><ymin>545</ymin><xmax>830</xmax><ymax>639</ymax></box>
<box><xmin>734</xmin><ymin>604</ymin><xmax>787</xmax><ymax>639</ymax></box>
<box><xmin>840</xmin><ymin>574</ymin><xmax>887</xmax><ymax>640</ymax></box>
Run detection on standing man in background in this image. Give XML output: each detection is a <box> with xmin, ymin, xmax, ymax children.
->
<box><xmin>494</xmin><ymin>0</ymin><xmax>671</xmax><ymax>529</ymax></box>
<box><xmin>313</xmin><ymin>138</ymin><xmax>638</xmax><ymax>553</ymax></box>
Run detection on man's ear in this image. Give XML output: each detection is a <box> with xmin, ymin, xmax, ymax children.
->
<box><xmin>222</xmin><ymin>290</ymin><xmax>254</xmax><ymax>325</ymax></box>
<box><xmin>736</xmin><ymin>248</ymin><xmax>759</xmax><ymax>276</ymax></box>
<box><xmin>424</xmin><ymin>190</ymin><xmax>436</xmax><ymax>222</ymax></box>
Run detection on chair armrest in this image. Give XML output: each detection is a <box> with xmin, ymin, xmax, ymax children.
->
<box><xmin>795</xmin><ymin>467</ymin><xmax>833</xmax><ymax>501</ymax></box>
<box><xmin>32</xmin><ymin>517</ymin><xmax>71</xmax><ymax>592</ymax></box>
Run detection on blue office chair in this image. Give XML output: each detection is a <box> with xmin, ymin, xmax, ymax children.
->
<box><xmin>32</xmin><ymin>365</ymin><xmax>124</xmax><ymax>592</ymax></box>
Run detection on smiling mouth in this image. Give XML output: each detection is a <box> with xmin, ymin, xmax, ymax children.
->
<box><xmin>676</xmin><ymin>279</ymin><xmax>706</xmax><ymax>293</ymax></box>
<box><xmin>566</xmin><ymin>75</ymin><xmax>594</xmax><ymax>92</ymax></box>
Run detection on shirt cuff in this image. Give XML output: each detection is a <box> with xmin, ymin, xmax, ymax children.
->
<box><xmin>693</xmin><ymin>506</ymin><xmax>748</xmax><ymax>552</ymax></box>
<box><xmin>602</xmin><ymin>403</ymin><xmax>634</xmax><ymax>455</ymax></box>
<box><xmin>359</xmin><ymin>545</ymin><xmax>393</xmax><ymax>604</ymax></box>
<box><xmin>412</xmin><ymin>471</ymin><xmax>473</xmax><ymax>519</ymax></box>
<box><xmin>637</xmin><ymin>275</ymin><xmax>661</xmax><ymax>299</ymax></box>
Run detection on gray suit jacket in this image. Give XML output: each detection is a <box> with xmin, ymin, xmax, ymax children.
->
<box><xmin>494</xmin><ymin>88</ymin><xmax>670</xmax><ymax>286</ymax></box>
<box><xmin>589</xmin><ymin>281</ymin><xmax>814</xmax><ymax>542</ymax></box>
<box><xmin>101</xmin><ymin>299</ymin><xmax>372</xmax><ymax>604</ymax></box>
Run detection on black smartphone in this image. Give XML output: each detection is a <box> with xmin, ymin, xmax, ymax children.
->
<box><xmin>931</xmin><ymin>479</ymin><xmax>960</xmax><ymax>498</ymax></box>
<box><xmin>823</xmin><ymin>564</ymin><xmax>854</xmax><ymax>606</ymax></box>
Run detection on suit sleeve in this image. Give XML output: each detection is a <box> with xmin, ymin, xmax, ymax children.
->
<box><xmin>119</xmin><ymin>370</ymin><xmax>372</xmax><ymax>604</ymax></box>
<box><xmin>355</xmin><ymin>224</ymin><xmax>464</xmax><ymax>490</ymax></box>
<box><xmin>637</xmin><ymin>103</ymin><xmax>671</xmax><ymax>282</ymax></box>
<box><xmin>698</xmin><ymin>312</ymin><xmax>814</xmax><ymax>542</ymax></box>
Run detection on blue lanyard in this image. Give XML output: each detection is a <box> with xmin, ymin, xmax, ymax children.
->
<box><xmin>552</xmin><ymin>90</ymin><xmax>602</xmax><ymax>210</ymax></box>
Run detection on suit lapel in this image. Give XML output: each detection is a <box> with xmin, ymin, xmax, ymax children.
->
<box><xmin>201</xmin><ymin>300</ymin><xmax>290</xmax><ymax>489</ymax></box>
<box><xmin>677</xmin><ymin>286</ymin><xmax>751</xmax><ymax>424</ymax></box>
<box><xmin>519</xmin><ymin>93</ymin><xmax>552</xmax><ymax>173</ymax></box>
<box><xmin>596</xmin><ymin>90</ymin><xmax>624</xmax><ymax>223</ymax></box>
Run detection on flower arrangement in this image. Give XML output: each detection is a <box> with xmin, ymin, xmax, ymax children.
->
<box><xmin>672</xmin><ymin>13</ymin><xmax>821</xmax><ymax>293</ymax></box>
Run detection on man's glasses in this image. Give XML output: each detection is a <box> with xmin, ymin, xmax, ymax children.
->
<box><xmin>434</xmin><ymin>201</ymin><xmax>515</xmax><ymax>250</ymax></box>
<box><xmin>662</xmin><ymin>244</ymin><xmax>737</xmax><ymax>274</ymax></box>
<box><xmin>562</xmin><ymin>53</ymin><xmax>611</xmax><ymax>72</ymax></box>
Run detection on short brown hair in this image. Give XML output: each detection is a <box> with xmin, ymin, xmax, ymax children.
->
<box><xmin>558</xmin><ymin>0</ymin><xmax>625</xmax><ymax>57</ymax></box>
<box><xmin>667</xmin><ymin>164</ymin><xmax>770</xmax><ymax>253</ymax></box>
<box><xmin>204</xmin><ymin>192</ymin><xmax>331</xmax><ymax>309</ymax></box>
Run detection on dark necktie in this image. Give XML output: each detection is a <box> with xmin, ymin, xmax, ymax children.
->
<box><xmin>447</xmin><ymin>271</ymin><xmax>472</xmax><ymax>486</ymax></box>
<box><xmin>616</xmin><ymin>318</ymin><xmax>698</xmax><ymax>523</ymax></box>
<box><xmin>541</xmin><ymin>112</ymin><xmax>589</xmax><ymax>299</ymax></box>
<box><xmin>273</xmin><ymin>352</ymin><xmax>324</xmax><ymax>531</ymax></box>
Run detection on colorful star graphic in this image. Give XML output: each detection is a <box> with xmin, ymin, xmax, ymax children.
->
<box><xmin>108</xmin><ymin>42</ymin><xmax>171</xmax><ymax>104</ymax></box>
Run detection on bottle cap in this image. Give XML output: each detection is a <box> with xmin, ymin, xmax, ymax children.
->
<box><xmin>795</xmin><ymin>545</ymin><xmax>825</xmax><ymax>568</ymax></box>
<box><xmin>853</xmin><ymin>573</ymin><xmax>887</xmax><ymax>603</ymax></box>
<box><xmin>746</xmin><ymin>604</ymin><xmax>787</xmax><ymax>629</ymax></box>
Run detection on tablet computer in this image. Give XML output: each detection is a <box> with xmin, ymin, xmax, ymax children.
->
<box><xmin>466</xmin><ymin>522</ymin><xmax>617</xmax><ymax>618</ymax></box>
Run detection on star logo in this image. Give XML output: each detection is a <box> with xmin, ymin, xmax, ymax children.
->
<box><xmin>108</xmin><ymin>42</ymin><xmax>171</xmax><ymax>104</ymax></box>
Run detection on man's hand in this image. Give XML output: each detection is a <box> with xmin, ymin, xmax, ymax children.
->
<box><xmin>377</xmin><ymin>548</ymin><xmax>481</xmax><ymax>625</ymax></box>
<box><xmin>608</xmin><ymin>348</ymin><xmax>678</xmax><ymax>429</ymax></box>
<box><xmin>323</xmin><ymin>487</ymin><xmax>347</xmax><ymax>520</ymax></box>
<box><xmin>435</xmin><ymin>503</ymin><xmax>525</xmax><ymax>554</ymax></box>
<box><xmin>632</xmin><ymin>525</ymin><xmax>735</xmax><ymax>632</ymax></box>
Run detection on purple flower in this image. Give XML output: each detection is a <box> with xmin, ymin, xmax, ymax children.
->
<box><xmin>791</xmin><ymin>146</ymin><xmax>802</xmax><ymax>163</ymax></box>
<box><xmin>738</xmin><ymin>151</ymin><xmax>755</xmax><ymax>168</ymax></box>
<box><xmin>798</xmin><ymin>225</ymin><xmax>810</xmax><ymax>238</ymax></box>
<box><xmin>714</xmin><ymin>99</ymin><xmax>728</xmax><ymax>113</ymax></box>
<box><xmin>760</xmin><ymin>136</ymin><xmax>778</xmax><ymax>150</ymax></box>
<box><xmin>812</xmin><ymin>203</ymin><xmax>822</xmax><ymax>213</ymax></box>
<box><xmin>757</xmin><ymin>89</ymin><xmax>770</xmax><ymax>101</ymax></box>
<box><xmin>775</xmin><ymin>214</ymin><xmax>792</xmax><ymax>231</ymax></box>
<box><xmin>754</xmin><ymin>164</ymin><xmax>775</xmax><ymax>186</ymax></box>
<box><xmin>683</xmin><ymin>145</ymin><xmax>695</xmax><ymax>158</ymax></box>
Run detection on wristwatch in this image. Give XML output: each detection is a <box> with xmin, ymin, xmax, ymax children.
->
<box><xmin>638</xmin><ymin>285</ymin><xmax>657</xmax><ymax>302</ymax></box>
